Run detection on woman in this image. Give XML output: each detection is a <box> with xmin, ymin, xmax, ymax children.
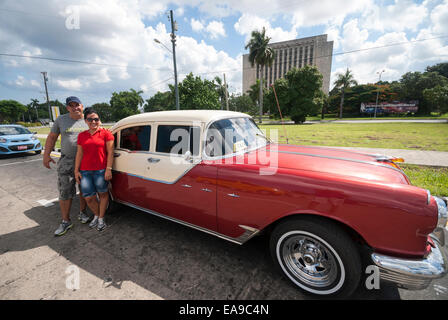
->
<box><xmin>74</xmin><ymin>108</ymin><xmax>114</xmax><ymax>231</ymax></box>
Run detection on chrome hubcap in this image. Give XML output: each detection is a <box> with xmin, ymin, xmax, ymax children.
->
<box><xmin>282</xmin><ymin>235</ymin><xmax>339</xmax><ymax>288</ymax></box>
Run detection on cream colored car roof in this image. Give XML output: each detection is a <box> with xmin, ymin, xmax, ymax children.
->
<box><xmin>111</xmin><ymin>110</ymin><xmax>251</xmax><ymax>130</ymax></box>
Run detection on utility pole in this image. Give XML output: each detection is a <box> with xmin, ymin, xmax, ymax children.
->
<box><xmin>41</xmin><ymin>72</ymin><xmax>52</xmax><ymax>122</ymax></box>
<box><xmin>169</xmin><ymin>10</ymin><xmax>180</xmax><ymax>110</ymax></box>
<box><xmin>223</xmin><ymin>73</ymin><xmax>229</xmax><ymax>111</ymax></box>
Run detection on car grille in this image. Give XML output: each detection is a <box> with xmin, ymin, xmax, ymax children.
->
<box><xmin>0</xmin><ymin>146</ymin><xmax>9</xmax><ymax>152</ymax></box>
<box><xmin>11</xmin><ymin>139</ymin><xmax>28</xmax><ymax>143</ymax></box>
<box><xmin>8</xmin><ymin>144</ymin><xmax>35</xmax><ymax>151</ymax></box>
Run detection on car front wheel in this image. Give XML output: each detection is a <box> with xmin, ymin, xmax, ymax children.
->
<box><xmin>270</xmin><ymin>217</ymin><xmax>362</xmax><ymax>298</ymax></box>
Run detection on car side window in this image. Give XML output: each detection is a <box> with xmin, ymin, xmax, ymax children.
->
<box><xmin>156</xmin><ymin>125</ymin><xmax>200</xmax><ymax>155</ymax></box>
<box><xmin>119</xmin><ymin>126</ymin><xmax>151</xmax><ymax>151</ymax></box>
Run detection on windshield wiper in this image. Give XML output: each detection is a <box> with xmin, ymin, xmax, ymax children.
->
<box><xmin>256</xmin><ymin>133</ymin><xmax>272</xmax><ymax>144</ymax></box>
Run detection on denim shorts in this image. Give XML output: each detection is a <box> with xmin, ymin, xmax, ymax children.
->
<box><xmin>79</xmin><ymin>169</ymin><xmax>109</xmax><ymax>197</ymax></box>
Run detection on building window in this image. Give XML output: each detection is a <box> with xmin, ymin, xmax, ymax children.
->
<box><xmin>284</xmin><ymin>49</ymin><xmax>288</xmax><ymax>76</ymax></box>
<box><xmin>294</xmin><ymin>47</ymin><xmax>298</xmax><ymax>68</ymax></box>
<box><xmin>310</xmin><ymin>46</ymin><xmax>314</xmax><ymax>65</ymax></box>
<box><xmin>269</xmin><ymin>65</ymin><xmax>272</xmax><ymax>86</ymax></box>
<box><xmin>304</xmin><ymin>46</ymin><xmax>308</xmax><ymax>66</ymax></box>
<box><xmin>274</xmin><ymin>51</ymin><xmax>277</xmax><ymax>81</ymax></box>
<box><xmin>279</xmin><ymin>50</ymin><xmax>283</xmax><ymax>77</ymax></box>
<box><xmin>288</xmin><ymin>48</ymin><xmax>292</xmax><ymax>71</ymax></box>
<box><xmin>299</xmin><ymin>47</ymin><xmax>303</xmax><ymax>68</ymax></box>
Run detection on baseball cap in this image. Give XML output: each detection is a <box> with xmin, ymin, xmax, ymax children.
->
<box><xmin>66</xmin><ymin>96</ymin><xmax>82</xmax><ymax>105</ymax></box>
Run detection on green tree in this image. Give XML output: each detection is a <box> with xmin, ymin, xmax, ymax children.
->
<box><xmin>400</xmin><ymin>71</ymin><xmax>448</xmax><ymax>114</ymax></box>
<box><xmin>264</xmin><ymin>78</ymin><xmax>289</xmax><ymax>118</ymax></box>
<box><xmin>175</xmin><ymin>73</ymin><xmax>220</xmax><ymax>110</ymax></box>
<box><xmin>228</xmin><ymin>94</ymin><xmax>257</xmax><ymax>115</ymax></box>
<box><xmin>144</xmin><ymin>91</ymin><xmax>174</xmax><ymax>112</ymax></box>
<box><xmin>110</xmin><ymin>89</ymin><xmax>144</xmax><ymax>121</ymax></box>
<box><xmin>423</xmin><ymin>85</ymin><xmax>448</xmax><ymax>115</ymax></box>
<box><xmin>0</xmin><ymin>100</ymin><xmax>27</xmax><ymax>123</ymax></box>
<box><xmin>426</xmin><ymin>63</ymin><xmax>448</xmax><ymax>79</ymax></box>
<box><xmin>245</xmin><ymin>27</ymin><xmax>275</xmax><ymax>123</ymax></box>
<box><xmin>333</xmin><ymin>68</ymin><xmax>358</xmax><ymax>119</ymax></box>
<box><xmin>91</xmin><ymin>103</ymin><xmax>113</xmax><ymax>122</ymax></box>
<box><xmin>285</xmin><ymin>65</ymin><xmax>325</xmax><ymax>123</ymax></box>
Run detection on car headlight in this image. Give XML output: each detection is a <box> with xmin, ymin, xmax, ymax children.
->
<box><xmin>0</xmin><ymin>138</ymin><xmax>6</xmax><ymax>143</ymax></box>
<box><xmin>434</xmin><ymin>196</ymin><xmax>448</xmax><ymax>229</ymax></box>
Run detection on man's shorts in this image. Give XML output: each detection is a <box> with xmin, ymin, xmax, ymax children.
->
<box><xmin>57</xmin><ymin>155</ymin><xmax>78</xmax><ymax>200</ymax></box>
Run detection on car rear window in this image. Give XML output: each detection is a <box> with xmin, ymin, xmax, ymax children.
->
<box><xmin>156</xmin><ymin>125</ymin><xmax>200</xmax><ymax>155</ymax></box>
<box><xmin>119</xmin><ymin>125</ymin><xmax>151</xmax><ymax>151</ymax></box>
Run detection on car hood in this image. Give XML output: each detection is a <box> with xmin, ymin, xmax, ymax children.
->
<box><xmin>257</xmin><ymin>144</ymin><xmax>410</xmax><ymax>184</ymax></box>
<box><xmin>0</xmin><ymin>134</ymin><xmax>34</xmax><ymax>141</ymax></box>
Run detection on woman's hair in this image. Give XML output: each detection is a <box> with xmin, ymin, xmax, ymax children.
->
<box><xmin>83</xmin><ymin>108</ymin><xmax>99</xmax><ymax>118</ymax></box>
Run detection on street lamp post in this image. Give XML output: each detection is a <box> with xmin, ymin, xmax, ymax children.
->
<box><xmin>153</xmin><ymin>10</ymin><xmax>179</xmax><ymax>110</ymax></box>
<box><xmin>374</xmin><ymin>69</ymin><xmax>385</xmax><ymax>119</ymax></box>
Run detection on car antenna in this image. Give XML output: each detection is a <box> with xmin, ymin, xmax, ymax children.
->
<box><xmin>271</xmin><ymin>84</ymin><xmax>289</xmax><ymax>144</ymax></box>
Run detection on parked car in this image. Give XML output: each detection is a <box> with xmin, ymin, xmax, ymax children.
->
<box><xmin>108</xmin><ymin>110</ymin><xmax>447</xmax><ymax>297</ymax></box>
<box><xmin>0</xmin><ymin>124</ymin><xmax>42</xmax><ymax>155</ymax></box>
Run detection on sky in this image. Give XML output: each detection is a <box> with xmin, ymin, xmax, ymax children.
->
<box><xmin>0</xmin><ymin>0</ymin><xmax>447</xmax><ymax>107</ymax></box>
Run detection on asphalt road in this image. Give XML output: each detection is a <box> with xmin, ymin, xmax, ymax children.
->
<box><xmin>1</xmin><ymin>152</ymin><xmax>447</xmax><ymax>300</ymax></box>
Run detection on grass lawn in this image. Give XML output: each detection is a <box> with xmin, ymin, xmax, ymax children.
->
<box><xmin>400</xmin><ymin>164</ymin><xmax>448</xmax><ymax>197</ymax></box>
<box><xmin>260</xmin><ymin>122</ymin><xmax>448</xmax><ymax>151</ymax></box>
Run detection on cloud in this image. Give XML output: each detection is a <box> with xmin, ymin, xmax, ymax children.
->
<box><xmin>361</xmin><ymin>0</ymin><xmax>429</xmax><ymax>32</ymax></box>
<box><xmin>0</xmin><ymin>0</ymin><xmax>241</xmax><ymax>105</ymax></box>
<box><xmin>191</xmin><ymin>18</ymin><xmax>204</xmax><ymax>32</ymax></box>
<box><xmin>234</xmin><ymin>14</ymin><xmax>297</xmax><ymax>43</ymax></box>
<box><xmin>430</xmin><ymin>0</ymin><xmax>448</xmax><ymax>34</ymax></box>
<box><xmin>206</xmin><ymin>21</ymin><xmax>226</xmax><ymax>39</ymax></box>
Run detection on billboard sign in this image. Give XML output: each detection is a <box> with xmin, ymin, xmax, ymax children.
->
<box><xmin>360</xmin><ymin>101</ymin><xmax>418</xmax><ymax>114</ymax></box>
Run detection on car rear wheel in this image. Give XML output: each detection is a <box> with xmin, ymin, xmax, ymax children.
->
<box><xmin>270</xmin><ymin>217</ymin><xmax>362</xmax><ymax>298</ymax></box>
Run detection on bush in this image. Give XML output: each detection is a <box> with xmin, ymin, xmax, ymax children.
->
<box><xmin>14</xmin><ymin>121</ymin><xmax>42</xmax><ymax>127</ymax></box>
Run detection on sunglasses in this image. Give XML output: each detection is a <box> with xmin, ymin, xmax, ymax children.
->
<box><xmin>86</xmin><ymin>118</ymin><xmax>100</xmax><ymax>122</ymax></box>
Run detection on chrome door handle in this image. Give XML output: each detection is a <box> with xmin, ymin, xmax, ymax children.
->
<box><xmin>147</xmin><ymin>158</ymin><xmax>160</xmax><ymax>163</ymax></box>
<box><xmin>182</xmin><ymin>184</ymin><xmax>192</xmax><ymax>188</ymax></box>
<box><xmin>228</xmin><ymin>193</ymin><xmax>240</xmax><ymax>198</ymax></box>
<box><xmin>114</xmin><ymin>153</ymin><xmax>121</xmax><ymax>157</ymax></box>
<box><xmin>201</xmin><ymin>188</ymin><xmax>212</xmax><ymax>192</ymax></box>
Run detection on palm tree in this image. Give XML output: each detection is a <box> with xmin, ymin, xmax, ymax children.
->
<box><xmin>245</xmin><ymin>27</ymin><xmax>275</xmax><ymax>123</ymax></box>
<box><xmin>334</xmin><ymin>68</ymin><xmax>357</xmax><ymax>119</ymax></box>
<box><xmin>214</xmin><ymin>76</ymin><xmax>227</xmax><ymax>110</ymax></box>
<box><xmin>30</xmin><ymin>98</ymin><xmax>39</xmax><ymax>121</ymax></box>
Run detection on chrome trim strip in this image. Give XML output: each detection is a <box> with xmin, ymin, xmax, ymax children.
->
<box><xmin>113</xmin><ymin>199</ymin><xmax>259</xmax><ymax>245</ymax></box>
<box><xmin>114</xmin><ymin>166</ymin><xmax>199</xmax><ymax>185</ymax></box>
<box><xmin>272</xmin><ymin>149</ymin><xmax>406</xmax><ymax>174</ymax></box>
<box><xmin>277</xmin><ymin>144</ymin><xmax>386</xmax><ymax>158</ymax></box>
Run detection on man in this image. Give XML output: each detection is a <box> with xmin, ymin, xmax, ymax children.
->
<box><xmin>43</xmin><ymin>96</ymin><xmax>90</xmax><ymax>236</ymax></box>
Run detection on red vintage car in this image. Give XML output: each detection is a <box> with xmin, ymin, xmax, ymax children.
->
<box><xmin>108</xmin><ymin>110</ymin><xmax>447</xmax><ymax>297</ymax></box>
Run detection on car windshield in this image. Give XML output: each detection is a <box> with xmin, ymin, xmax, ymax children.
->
<box><xmin>0</xmin><ymin>126</ymin><xmax>31</xmax><ymax>136</ymax></box>
<box><xmin>205</xmin><ymin>117</ymin><xmax>269</xmax><ymax>157</ymax></box>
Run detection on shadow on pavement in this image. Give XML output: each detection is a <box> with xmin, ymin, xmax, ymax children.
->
<box><xmin>0</xmin><ymin>197</ymin><xmax>401</xmax><ymax>300</ymax></box>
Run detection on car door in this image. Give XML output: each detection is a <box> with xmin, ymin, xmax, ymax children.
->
<box><xmin>113</xmin><ymin>122</ymin><xmax>218</xmax><ymax>232</ymax></box>
<box><xmin>111</xmin><ymin>123</ymin><xmax>154</xmax><ymax>204</ymax></box>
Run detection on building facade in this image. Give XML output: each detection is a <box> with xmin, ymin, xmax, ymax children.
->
<box><xmin>242</xmin><ymin>34</ymin><xmax>333</xmax><ymax>95</ymax></box>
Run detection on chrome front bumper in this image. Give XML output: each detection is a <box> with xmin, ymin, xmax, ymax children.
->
<box><xmin>371</xmin><ymin>232</ymin><xmax>448</xmax><ymax>290</ymax></box>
